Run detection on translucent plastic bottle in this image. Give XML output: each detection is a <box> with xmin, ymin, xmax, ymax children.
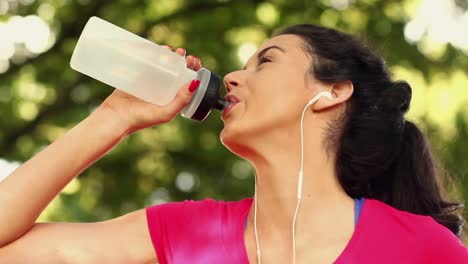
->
<box><xmin>70</xmin><ymin>16</ymin><xmax>228</xmax><ymax>121</ymax></box>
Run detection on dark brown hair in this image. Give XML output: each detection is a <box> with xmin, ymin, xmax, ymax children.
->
<box><xmin>275</xmin><ymin>24</ymin><xmax>465</xmax><ymax>238</ymax></box>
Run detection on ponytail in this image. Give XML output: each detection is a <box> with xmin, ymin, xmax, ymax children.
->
<box><xmin>275</xmin><ymin>24</ymin><xmax>465</xmax><ymax>238</ymax></box>
<box><xmin>389</xmin><ymin>120</ymin><xmax>464</xmax><ymax>237</ymax></box>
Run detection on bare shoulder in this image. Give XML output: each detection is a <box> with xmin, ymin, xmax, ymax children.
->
<box><xmin>0</xmin><ymin>208</ymin><xmax>157</xmax><ymax>264</ymax></box>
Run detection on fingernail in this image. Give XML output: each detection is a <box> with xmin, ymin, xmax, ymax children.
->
<box><xmin>189</xmin><ymin>80</ymin><xmax>200</xmax><ymax>93</ymax></box>
<box><xmin>181</xmin><ymin>48</ymin><xmax>186</xmax><ymax>56</ymax></box>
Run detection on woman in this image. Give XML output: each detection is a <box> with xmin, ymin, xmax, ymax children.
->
<box><xmin>0</xmin><ymin>24</ymin><xmax>466</xmax><ymax>263</ymax></box>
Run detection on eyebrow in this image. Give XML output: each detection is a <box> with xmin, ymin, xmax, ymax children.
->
<box><xmin>242</xmin><ymin>45</ymin><xmax>286</xmax><ymax>70</ymax></box>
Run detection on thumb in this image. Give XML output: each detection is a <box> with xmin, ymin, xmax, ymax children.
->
<box><xmin>165</xmin><ymin>79</ymin><xmax>200</xmax><ymax>115</ymax></box>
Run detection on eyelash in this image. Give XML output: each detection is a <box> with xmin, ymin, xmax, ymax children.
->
<box><xmin>258</xmin><ymin>56</ymin><xmax>272</xmax><ymax>65</ymax></box>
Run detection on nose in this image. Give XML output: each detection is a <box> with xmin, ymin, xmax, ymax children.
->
<box><xmin>223</xmin><ymin>71</ymin><xmax>240</xmax><ymax>93</ymax></box>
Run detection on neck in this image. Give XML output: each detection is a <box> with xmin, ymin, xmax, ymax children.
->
<box><xmin>240</xmin><ymin>120</ymin><xmax>353</xmax><ymax>236</ymax></box>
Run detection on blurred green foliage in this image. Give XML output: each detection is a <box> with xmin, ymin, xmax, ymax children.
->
<box><xmin>0</xmin><ymin>0</ymin><xmax>467</xmax><ymax>241</ymax></box>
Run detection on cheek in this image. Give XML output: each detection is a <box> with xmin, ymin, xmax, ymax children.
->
<box><xmin>248</xmin><ymin>88</ymin><xmax>301</xmax><ymax>126</ymax></box>
<box><xmin>244</xmin><ymin>68</ymin><xmax>305</xmax><ymax>121</ymax></box>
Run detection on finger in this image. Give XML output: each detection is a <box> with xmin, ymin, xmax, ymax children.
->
<box><xmin>175</xmin><ymin>47</ymin><xmax>186</xmax><ymax>57</ymax></box>
<box><xmin>186</xmin><ymin>55</ymin><xmax>196</xmax><ymax>70</ymax></box>
<box><xmin>193</xmin><ymin>56</ymin><xmax>202</xmax><ymax>71</ymax></box>
<box><xmin>163</xmin><ymin>79</ymin><xmax>200</xmax><ymax>117</ymax></box>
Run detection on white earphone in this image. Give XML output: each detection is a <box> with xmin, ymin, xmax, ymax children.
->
<box><xmin>253</xmin><ymin>91</ymin><xmax>333</xmax><ymax>264</ymax></box>
<box><xmin>307</xmin><ymin>91</ymin><xmax>333</xmax><ymax>106</ymax></box>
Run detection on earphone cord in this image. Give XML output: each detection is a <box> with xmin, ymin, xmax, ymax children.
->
<box><xmin>254</xmin><ymin>93</ymin><xmax>326</xmax><ymax>264</ymax></box>
<box><xmin>254</xmin><ymin>171</ymin><xmax>261</xmax><ymax>263</ymax></box>
<box><xmin>292</xmin><ymin>102</ymin><xmax>310</xmax><ymax>264</ymax></box>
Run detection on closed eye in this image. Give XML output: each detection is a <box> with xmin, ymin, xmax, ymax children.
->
<box><xmin>258</xmin><ymin>56</ymin><xmax>272</xmax><ymax>65</ymax></box>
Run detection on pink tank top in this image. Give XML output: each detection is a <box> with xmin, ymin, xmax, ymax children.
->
<box><xmin>145</xmin><ymin>197</ymin><xmax>467</xmax><ymax>263</ymax></box>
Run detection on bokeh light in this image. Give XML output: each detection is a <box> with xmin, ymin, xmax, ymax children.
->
<box><xmin>232</xmin><ymin>160</ymin><xmax>252</xmax><ymax>180</ymax></box>
<box><xmin>404</xmin><ymin>0</ymin><xmax>468</xmax><ymax>54</ymax></box>
<box><xmin>237</xmin><ymin>42</ymin><xmax>257</xmax><ymax>68</ymax></box>
<box><xmin>0</xmin><ymin>0</ymin><xmax>466</xmax><ymax>243</ymax></box>
<box><xmin>148</xmin><ymin>187</ymin><xmax>171</xmax><ymax>205</ymax></box>
<box><xmin>0</xmin><ymin>14</ymin><xmax>54</xmax><ymax>73</ymax></box>
<box><xmin>256</xmin><ymin>2</ymin><xmax>279</xmax><ymax>26</ymax></box>
<box><xmin>175</xmin><ymin>171</ymin><xmax>197</xmax><ymax>192</ymax></box>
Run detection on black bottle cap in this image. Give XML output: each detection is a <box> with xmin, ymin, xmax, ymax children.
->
<box><xmin>181</xmin><ymin>69</ymin><xmax>229</xmax><ymax>122</ymax></box>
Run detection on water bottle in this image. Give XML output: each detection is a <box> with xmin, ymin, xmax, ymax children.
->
<box><xmin>70</xmin><ymin>16</ymin><xmax>229</xmax><ymax>121</ymax></box>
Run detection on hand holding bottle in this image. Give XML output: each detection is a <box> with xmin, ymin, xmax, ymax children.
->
<box><xmin>97</xmin><ymin>47</ymin><xmax>203</xmax><ymax>134</ymax></box>
<box><xmin>71</xmin><ymin>17</ymin><xmax>228</xmax><ymax>124</ymax></box>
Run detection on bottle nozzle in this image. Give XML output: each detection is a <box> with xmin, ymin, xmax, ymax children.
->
<box><xmin>215</xmin><ymin>98</ymin><xmax>229</xmax><ymax>111</ymax></box>
<box><xmin>181</xmin><ymin>69</ymin><xmax>228</xmax><ymax>121</ymax></box>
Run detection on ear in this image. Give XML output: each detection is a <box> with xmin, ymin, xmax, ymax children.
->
<box><xmin>310</xmin><ymin>80</ymin><xmax>353</xmax><ymax>112</ymax></box>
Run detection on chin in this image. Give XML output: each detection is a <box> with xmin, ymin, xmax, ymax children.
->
<box><xmin>220</xmin><ymin>124</ymin><xmax>258</xmax><ymax>159</ymax></box>
<box><xmin>219</xmin><ymin>125</ymin><xmax>236</xmax><ymax>146</ymax></box>
<box><xmin>220</xmin><ymin>137</ymin><xmax>254</xmax><ymax>159</ymax></box>
<box><xmin>220</xmin><ymin>123</ymin><xmax>241</xmax><ymax>144</ymax></box>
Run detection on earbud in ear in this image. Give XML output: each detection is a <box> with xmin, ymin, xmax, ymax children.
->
<box><xmin>307</xmin><ymin>91</ymin><xmax>332</xmax><ymax>106</ymax></box>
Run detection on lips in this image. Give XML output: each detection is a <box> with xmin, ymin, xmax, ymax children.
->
<box><xmin>224</xmin><ymin>94</ymin><xmax>240</xmax><ymax>104</ymax></box>
<box><xmin>222</xmin><ymin>94</ymin><xmax>241</xmax><ymax>118</ymax></box>
<box><xmin>225</xmin><ymin>101</ymin><xmax>239</xmax><ymax>111</ymax></box>
<box><xmin>222</xmin><ymin>101</ymin><xmax>239</xmax><ymax>118</ymax></box>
